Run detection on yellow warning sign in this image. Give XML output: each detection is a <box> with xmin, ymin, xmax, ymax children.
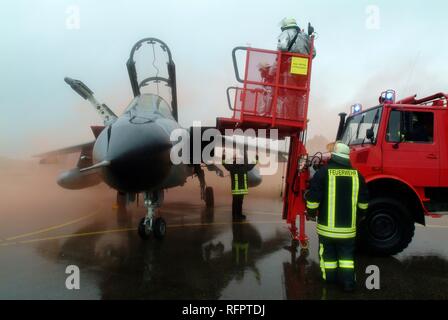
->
<box><xmin>290</xmin><ymin>57</ymin><xmax>309</xmax><ymax>75</ymax></box>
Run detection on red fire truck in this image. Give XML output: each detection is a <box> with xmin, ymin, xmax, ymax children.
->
<box><xmin>335</xmin><ymin>91</ymin><xmax>448</xmax><ymax>255</ymax></box>
<box><xmin>217</xmin><ymin>39</ymin><xmax>448</xmax><ymax>256</ymax></box>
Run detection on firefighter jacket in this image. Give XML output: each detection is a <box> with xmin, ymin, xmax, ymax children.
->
<box><xmin>306</xmin><ymin>159</ymin><xmax>369</xmax><ymax>239</ymax></box>
<box><xmin>222</xmin><ymin>161</ymin><xmax>256</xmax><ymax>195</ymax></box>
<box><xmin>277</xmin><ymin>27</ymin><xmax>316</xmax><ymax>58</ymax></box>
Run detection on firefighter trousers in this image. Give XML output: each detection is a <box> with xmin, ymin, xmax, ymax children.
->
<box><xmin>232</xmin><ymin>194</ymin><xmax>244</xmax><ymax>217</ymax></box>
<box><xmin>318</xmin><ymin>236</ymin><xmax>355</xmax><ymax>285</ymax></box>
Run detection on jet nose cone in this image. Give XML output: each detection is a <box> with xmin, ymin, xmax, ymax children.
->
<box><xmin>108</xmin><ymin>118</ymin><xmax>172</xmax><ymax>161</ymax></box>
<box><xmin>96</xmin><ymin>118</ymin><xmax>173</xmax><ymax>192</ymax></box>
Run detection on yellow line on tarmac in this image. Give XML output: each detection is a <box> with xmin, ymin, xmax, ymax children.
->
<box><xmin>5</xmin><ymin>211</ymin><xmax>99</xmax><ymax>241</ymax></box>
<box><xmin>168</xmin><ymin>220</ymin><xmax>282</xmax><ymax>229</ymax></box>
<box><xmin>20</xmin><ymin>227</ymin><xmax>137</xmax><ymax>244</ymax></box>
<box><xmin>1</xmin><ymin>220</ymin><xmax>283</xmax><ymax>247</ymax></box>
<box><xmin>1</xmin><ymin>241</ymin><xmax>18</xmax><ymax>247</ymax></box>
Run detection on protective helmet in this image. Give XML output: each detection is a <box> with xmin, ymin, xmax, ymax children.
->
<box><xmin>331</xmin><ymin>142</ymin><xmax>350</xmax><ymax>160</ymax></box>
<box><xmin>279</xmin><ymin>17</ymin><xmax>299</xmax><ymax>31</ymax></box>
<box><xmin>257</xmin><ymin>62</ymin><xmax>271</xmax><ymax>70</ymax></box>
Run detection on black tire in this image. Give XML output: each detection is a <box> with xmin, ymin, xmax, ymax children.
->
<box><xmin>153</xmin><ymin>217</ymin><xmax>167</xmax><ymax>240</ymax></box>
<box><xmin>138</xmin><ymin>217</ymin><xmax>151</xmax><ymax>240</ymax></box>
<box><xmin>205</xmin><ymin>186</ymin><xmax>214</xmax><ymax>208</ymax></box>
<box><xmin>358</xmin><ymin>197</ymin><xmax>415</xmax><ymax>256</ymax></box>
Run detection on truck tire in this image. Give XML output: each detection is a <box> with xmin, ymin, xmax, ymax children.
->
<box><xmin>358</xmin><ymin>197</ymin><xmax>415</xmax><ymax>256</ymax></box>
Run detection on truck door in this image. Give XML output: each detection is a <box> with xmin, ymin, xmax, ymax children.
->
<box><xmin>382</xmin><ymin>109</ymin><xmax>439</xmax><ymax>187</ymax></box>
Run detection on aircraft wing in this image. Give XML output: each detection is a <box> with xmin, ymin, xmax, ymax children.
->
<box><xmin>220</xmin><ymin>135</ymin><xmax>289</xmax><ymax>162</ymax></box>
<box><xmin>34</xmin><ymin>141</ymin><xmax>95</xmax><ymax>166</ymax></box>
<box><xmin>34</xmin><ymin>141</ymin><xmax>95</xmax><ymax>158</ymax></box>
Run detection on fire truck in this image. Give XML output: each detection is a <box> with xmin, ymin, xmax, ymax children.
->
<box><xmin>216</xmin><ymin>38</ymin><xmax>448</xmax><ymax>256</ymax></box>
<box><xmin>335</xmin><ymin>91</ymin><xmax>448</xmax><ymax>255</ymax></box>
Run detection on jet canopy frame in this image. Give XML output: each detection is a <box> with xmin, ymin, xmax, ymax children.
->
<box><xmin>126</xmin><ymin>37</ymin><xmax>178</xmax><ymax>121</ymax></box>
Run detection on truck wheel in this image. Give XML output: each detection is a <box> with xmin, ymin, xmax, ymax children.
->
<box><xmin>358</xmin><ymin>197</ymin><xmax>415</xmax><ymax>256</ymax></box>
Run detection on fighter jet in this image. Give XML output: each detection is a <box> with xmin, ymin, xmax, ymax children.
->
<box><xmin>37</xmin><ymin>38</ymin><xmax>264</xmax><ymax>240</ymax></box>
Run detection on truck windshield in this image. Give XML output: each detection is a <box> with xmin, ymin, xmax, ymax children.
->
<box><xmin>341</xmin><ymin>106</ymin><xmax>383</xmax><ymax>145</ymax></box>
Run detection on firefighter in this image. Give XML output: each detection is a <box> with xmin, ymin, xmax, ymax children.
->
<box><xmin>222</xmin><ymin>150</ymin><xmax>257</xmax><ymax>221</ymax></box>
<box><xmin>277</xmin><ymin>17</ymin><xmax>316</xmax><ymax>58</ymax></box>
<box><xmin>305</xmin><ymin>142</ymin><xmax>369</xmax><ymax>292</ymax></box>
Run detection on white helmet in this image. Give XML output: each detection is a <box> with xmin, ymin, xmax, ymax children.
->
<box><xmin>331</xmin><ymin>142</ymin><xmax>350</xmax><ymax>160</ymax></box>
<box><xmin>279</xmin><ymin>17</ymin><xmax>298</xmax><ymax>30</ymax></box>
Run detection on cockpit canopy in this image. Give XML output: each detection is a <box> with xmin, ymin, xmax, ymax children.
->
<box><xmin>124</xmin><ymin>94</ymin><xmax>174</xmax><ymax>122</ymax></box>
<box><xmin>126</xmin><ymin>38</ymin><xmax>178</xmax><ymax>121</ymax></box>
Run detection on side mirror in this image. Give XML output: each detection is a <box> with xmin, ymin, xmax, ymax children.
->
<box><xmin>366</xmin><ymin>128</ymin><xmax>374</xmax><ymax>141</ymax></box>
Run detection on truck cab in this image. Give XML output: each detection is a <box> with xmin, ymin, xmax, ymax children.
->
<box><xmin>337</xmin><ymin>92</ymin><xmax>448</xmax><ymax>255</ymax></box>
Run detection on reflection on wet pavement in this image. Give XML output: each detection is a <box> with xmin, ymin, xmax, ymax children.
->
<box><xmin>0</xmin><ymin>164</ymin><xmax>447</xmax><ymax>299</ymax></box>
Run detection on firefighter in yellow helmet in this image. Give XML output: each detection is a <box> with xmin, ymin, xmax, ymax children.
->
<box><xmin>306</xmin><ymin>142</ymin><xmax>369</xmax><ymax>292</ymax></box>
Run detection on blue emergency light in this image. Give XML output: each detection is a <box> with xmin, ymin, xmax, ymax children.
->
<box><xmin>351</xmin><ymin>103</ymin><xmax>362</xmax><ymax>114</ymax></box>
<box><xmin>380</xmin><ymin>89</ymin><xmax>396</xmax><ymax>104</ymax></box>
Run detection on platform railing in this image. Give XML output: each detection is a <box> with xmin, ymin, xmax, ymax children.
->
<box><xmin>226</xmin><ymin>42</ymin><xmax>314</xmax><ymax>129</ymax></box>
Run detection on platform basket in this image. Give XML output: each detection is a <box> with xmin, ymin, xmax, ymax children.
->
<box><xmin>218</xmin><ymin>43</ymin><xmax>314</xmax><ymax>135</ymax></box>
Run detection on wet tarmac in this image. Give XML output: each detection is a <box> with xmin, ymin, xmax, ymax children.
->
<box><xmin>1</xmin><ymin>161</ymin><xmax>448</xmax><ymax>299</ymax></box>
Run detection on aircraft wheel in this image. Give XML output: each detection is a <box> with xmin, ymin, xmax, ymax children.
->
<box><xmin>138</xmin><ymin>217</ymin><xmax>151</xmax><ymax>240</ymax></box>
<box><xmin>205</xmin><ymin>186</ymin><xmax>214</xmax><ymax>208</ymax></box>
<box><xmin>153</xmin><ymin>217</ymin><xmax>167</xmax><ymax>239</ymax></box>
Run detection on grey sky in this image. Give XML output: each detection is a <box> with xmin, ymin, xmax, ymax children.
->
<box><xmin>1</xmin><ymin>0</ymin><xmax>447</xmax><ymax>157</ymax></box>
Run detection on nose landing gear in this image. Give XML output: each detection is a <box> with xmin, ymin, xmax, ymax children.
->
<box><xmin>138</xmin><ymin>190</ymin><xmax>166</xmax><ymax>240</ymax></box>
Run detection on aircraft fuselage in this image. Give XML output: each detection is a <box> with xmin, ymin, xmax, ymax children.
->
<box><xmin>92</xmin><ymin>94</ymin><xmax>193</xmax><ymax>193</ymax></box>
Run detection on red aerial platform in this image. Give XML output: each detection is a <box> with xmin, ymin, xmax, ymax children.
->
<box><xmin>216</xmin><ymin>39</ymin><xmax>315</xmax><ymax>248</ymax></box>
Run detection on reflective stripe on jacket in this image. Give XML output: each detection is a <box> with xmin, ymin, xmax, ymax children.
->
<box><xmin>231</xmin><ymin>172</ymin><xmax>248</xmax><ymax>195</ymax></box>
<box><xmin>222</xmin><ymin>161</ymin><xmax>256</xmax><ymax>196</ymax></box>
<box><xmin>306</xmin><ymin>159</ymin><xmax>369</xmax><ymax>239</ymax></box>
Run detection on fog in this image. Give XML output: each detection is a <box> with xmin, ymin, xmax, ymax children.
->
<box><xmin>1</xmin><ymin>0</ymin><xmax>448</xmax><ymax>159</ymax></box>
